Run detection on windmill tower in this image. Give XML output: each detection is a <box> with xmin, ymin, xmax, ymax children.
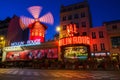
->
<box><xmin>20</xmin><ymin>6</ymin><xmax>54</xmax><ymax>42</ymax></box>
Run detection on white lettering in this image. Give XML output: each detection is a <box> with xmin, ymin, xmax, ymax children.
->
<box><xmin>10</xmin><ymin>39</ymin><xmax>41</xmax><ymax>46</ymax></box>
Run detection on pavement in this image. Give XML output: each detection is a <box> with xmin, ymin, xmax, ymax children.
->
<box><xmin>0</xmin><ymin>68</ymin><xmax>120</xmax><ymax>80</ymax></box>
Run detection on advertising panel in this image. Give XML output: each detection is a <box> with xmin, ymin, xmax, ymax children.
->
<box><xmin>64</xmin><ymin>46</ymin><xmax>88</xmax><ymax>60</ymax></box>
<box><xmin>6</xmin><ymin>48</ymin><xmax>58</xmax><ymax>61</ymax></box>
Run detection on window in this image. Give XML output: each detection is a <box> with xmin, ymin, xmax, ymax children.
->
<box><xmin>99</xmin><ymin>31</ymin><xmax>104</xmax><ymax>38</ymax></box>
<box><xmin>63</xmin><ymin>25</ymin><xmax>66</xmax><ymax>30</ymax></box>
<box><xmin>62</xmin><ymin>16</ymin><xmax>66</xmax><ymax>21</ymax></box>
<box><xmin>74</xmin><ymin>14</ymin><xmax>79</xmax><ymax>19</ymax></box>
<box><xmin>100</xmin><ymin>43</ymin><xmax>105</xmax><ymax>50</ymax></box>
<box><xmin>68</xmin><ymin>15</ymin><xmax>72</xmax><ymax>20</ymax></box>
<box><xmin>81</xmin><ymin>12</ymin><xmax>85</xmax><ymax>18</ymax></box>
<box><xmin>81</xmin><ymin>22</ymin><xmax>86</xmax><ymax>27</ymax></box>
<box><xmin>112</xmin><ymin>25</ymin><xmax>117</xmax><ymax>30</ymax></box>
<box><xmin>93</xmin><ymin>44</ymin><xmax>97</xmax><ymax>51</ymax></box>
<box><xmin>74</xmin><ymin>6</ymin><xmax>79</xmax><ymax>10</ymax></box>
<box><xmin>82</xmin><ymin>32</ymin><xmax>87</xmax><ymax>36</ymax></box>
<box><xmin>92</xmin><ymin>32</ymin><xmax>96</xmax><ymax>39</ymax></box>
<box><xmin>111</xmin><ymin>36</ymin><xmax>120</xmax><ymax>48</ymax></box>
<box><xmin>68</xmin><ymin>7</ymin><xmax>72</xmax><ymax>11</ymax></box>
<box><xmin>75</xmin><ymin>23</ymin><xmax>79</xmax><ymax>28</ymax></box>
<box><xmin>78</xmin><ymin>5</ymin><xmax>85</xmax><ymax>8</ymax></box>
<box><xmin>61</xmin><ymin>9</ymin><xmax>67</xmax><ymax>12</ymax></box>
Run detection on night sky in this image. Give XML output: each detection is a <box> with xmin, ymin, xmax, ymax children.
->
<box><xmin>0</xmin><ymin>0</ymin><xmax>120</xmax><ymax>40</ymax></box>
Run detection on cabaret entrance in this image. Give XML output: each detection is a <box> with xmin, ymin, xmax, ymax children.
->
<box><xmin>59</xmin><ymin>36</ymin><xmax>90</xmax><ymax>61</ymax></box>
<box><xmin>2</xmin><ymin>40</ymin><xmax>58</xmax><ymax>68</ymax></box>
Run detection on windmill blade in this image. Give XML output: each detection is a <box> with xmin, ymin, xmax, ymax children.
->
<box><xmin>28</xmin><ymin>6</ymin><xmax>42</xmax><ymax>19</ymax></box>
<box><xmin>39</xmin><ymin>12</ymin><xmax>54</xmax><ymax>25</ymax></box>
<box><xmin>20</xmin><ymin>16</ymin><xmax>34</xmax><ymax>30</ymax></box>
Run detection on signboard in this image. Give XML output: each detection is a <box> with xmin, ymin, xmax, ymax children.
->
<box><xmin>64</xmin><ymin>46</ymin><xmax>88</xmax><ymax>60</ymax></box>
<box><xmin>91</xmin><ymin>52</ymin><xmax>109</xmax><ymax>57</ymax></box>
<box><xmin>59</xmin><ymin>36</ymin><xmax>90</xmax><ymax>46</ymax></box>
<box><xmin>3</xmin><ymin>46</ymin><xmax>23</xmax><ymax>52</ymax></box>
<box><xmin>5</xmin><ymin>48</ymin><xmax>58</xmax><ymax>61</ymax></box>
<box><xmin>10</xmin><ymin>39</ymin><xmax>41</xmax><ymax>46</ymax></box>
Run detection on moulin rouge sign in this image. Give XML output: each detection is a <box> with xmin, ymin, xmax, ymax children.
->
<box><xmin>11</xmin><ymin>39</ymin><xmax>41</xmax><ymax>46</ymax></box>
<box><xmin>59</xmin><ymin>36</ymin><xmax>90</xmax><ymax>46</ymax></box>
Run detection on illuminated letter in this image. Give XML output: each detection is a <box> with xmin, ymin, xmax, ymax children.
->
<box><xmin>78</xmin><ymin>36</ymin><xmax>82</xmax><ymax>44</ymax></box>
<box><xmin>86</xmin><ymin>37</ymin><xmax>90</xmax><ymax>45</ymax></box>
<box><xmin>66</xmin><ymin>37</ymin><xmax>72</xmax><ymax>45</ymax></box>
<box><xmin>73</xmin><ymin>37</ymin><xmax>78</xmax><ymax>44</ymax></box>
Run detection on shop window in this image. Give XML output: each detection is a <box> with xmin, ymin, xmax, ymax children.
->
<box><xmin>99</xmin><ymin>31</ymin><xmax>104</xmax><ymax>38</ymax></box>
<box><xmin>93</xmin><ymin>44</ymin><xmax>97</xmax><ymax>51</ymax></box>
<box><xmin>81</xmin><ymin>22</ymin><xmax>86</xmax><ymax>27</ymax></box>
<box><xmin>100</xmin><ymin>43</ymin><xmax>105</xmax><ymax>50</ymax></box>
<box><xmin>92</xmin><ymin>32</ymin><xmax>96</xmax><ymax>39</ymax></box>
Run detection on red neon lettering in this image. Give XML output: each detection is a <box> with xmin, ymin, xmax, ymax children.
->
<box><xmin>59</xmin><ymin>36</ymin><xmax>90</xmax><ymax>46</ymax></box>
<box><xmin>78</xmin><ymin>36</ymin><xmax>82</xmax><ymax>44</ymax></box>
<box><xmin>82</xmin><ymin>37</ymin><xmax>85</xmax><ymax>44</ymax></box>
<box><xmin>73</xmin><ymin>24</ymin><xmax>77</xmax><ymax>33</ymax></box>
<box><xmin>86</xmin><ymin>37</ymin><xmax>90</xmax><ymax>44</ymax></box>
<box><xmin>59</xmin><ymin>40</ymin><xmax>62</xmax><ymax>46</ymax></box>
<box><xmin>66</xmin><ymin>37</ymin><xmax>72</xmax><ymax>45</ymax></box>
<box><xmin>69</xmin><ymin>24</ymin><xmax>73</xmax><ymax>32</ymax></box>
<box><xmin>73</xmin><ymin>37</ymin><xmax>78</xmax><ymax>44</ymax></box>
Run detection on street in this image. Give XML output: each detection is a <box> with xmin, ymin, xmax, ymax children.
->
<box><xmin>0</xmin><ymin>68</ymin><xmax>120</xmax><ymax>80</ymax></box>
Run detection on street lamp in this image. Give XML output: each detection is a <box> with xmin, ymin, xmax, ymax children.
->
<box><xmin>0</xmin><ymin>37</ymin><xmax>4</xmax><ymax>41</ymax></box>
<box><xmin>55</xmin><ymin>26</ymin><xmax>61</xmax><ymax>40</ymax></box>
<box><xmin>0</xmin><ymin>36</ymin><xmax>5</xmax><ymax>48</ymax></box>
<box><xmin>56</xmin><ymin>26</ymin><xmax>60</xmax><ymax>32</ymax></box>
<box><xmin>0</xmin><ymin>36</ymin><xmax>5</xmax><ymax>61</ymax></box>
<box><xmin>56</xmin><ymin>26</ymin><xmax>62</xmax><ymax>61</ymax></box>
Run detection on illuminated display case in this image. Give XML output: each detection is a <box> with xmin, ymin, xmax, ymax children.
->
<box><xmin>61</xmin><ymin>44</ymin><xmax>90</xmax><ymax>60</ymax></box>
<box><xmin>5</xmin><ymin>48</ymin><xmax>58</xmax><ymax>61</ymax></box>
<box><xmin>64</xmin><ymin>46</ymin><xmax>88</xmax><ymax>60</ymax></box>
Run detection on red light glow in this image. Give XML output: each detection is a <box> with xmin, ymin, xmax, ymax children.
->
<box><xmin>59</xmin><ymin>36</ymin><xmax>90</xmax><ymax>46</ymax></box>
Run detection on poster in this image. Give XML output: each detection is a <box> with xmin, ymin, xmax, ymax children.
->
<box><xmin>64</xmin><ymin>46</ymin><xmax>88</xmax><ymax>60</ymax></box>
<box><xmin>6</xmin><ymin>48</ymin><xmax>58</xmax><ymax>61</ymax></box>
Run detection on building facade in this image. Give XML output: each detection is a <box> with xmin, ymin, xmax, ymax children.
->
<box><xmin>7</xmin><ymin>15</ymin><xmax>29</xmax><ymax>45</ymax></box>
<box><xmin>1</xmin><ymin>1</ymin><xmax>120</xmax><ymax>66</ymax></box>
<box><xmin>89</xmin><ymin>26</ymin><xmax>110</xmax><ymax>61</ymax></box>
<box><xmin>103</xmin><ymin>20</ymin><xmax>120</xmax><ymax>62</ymax></box>
<box><xmin>0</xmin><ymin>17</ymin><xmax>11</xmax><ymax>61</ymax></box>
<box><xmin>58</xmin><ymin>1</ymin><xmax>117</xmax><ymax>62</ymax></box>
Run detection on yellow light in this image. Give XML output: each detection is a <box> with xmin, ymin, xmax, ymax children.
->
<box><xmin>0</xmin><ymin>37</ymin><xmax>4</xmax><ymax>40</ymax></box>
<box><xmin>56</xmin><ymin>26</ymin><xmax>60</xmax><ymax>32</ymax></box>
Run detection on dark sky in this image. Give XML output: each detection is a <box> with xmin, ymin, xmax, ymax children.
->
<box><xmin>0</xmin><ymin>0</ymin><xmax>120</xmax><ymax>40</ymax></box>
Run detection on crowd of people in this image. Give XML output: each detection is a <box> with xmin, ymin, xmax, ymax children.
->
<box><xmin>1</xmin><ymin>58</ymin><xmax>120</xmax><ymax>71</ymax></box>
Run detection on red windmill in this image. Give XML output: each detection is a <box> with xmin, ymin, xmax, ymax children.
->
<box><xmin>20</xmin><ymin>6</ymin><xmax>54</xmax><ymax>42</ymax></box>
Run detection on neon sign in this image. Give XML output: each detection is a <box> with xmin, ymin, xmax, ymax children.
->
<box><xmin>64</xmin><ymin>46</ymin><xmax>88</xmax><ymax>60</ymax></box>
<box><xmin>59</xmin><ymin>36</ymin><xmax>90</xmax><ymax>46</ymax></box>
<box><xmin>11</xmin><ymin>39</ymin><xmax>41</xmax><ymax>46</ymax></box>
<box><xmin>3</xmin><ymin>46</ymin><xmax>23</xmax><ymax>52</ymax></box>
<box><xmin>67</xmin><ymin>23</ymin><xmax>78</xmax><ymax>36</ymax></box>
